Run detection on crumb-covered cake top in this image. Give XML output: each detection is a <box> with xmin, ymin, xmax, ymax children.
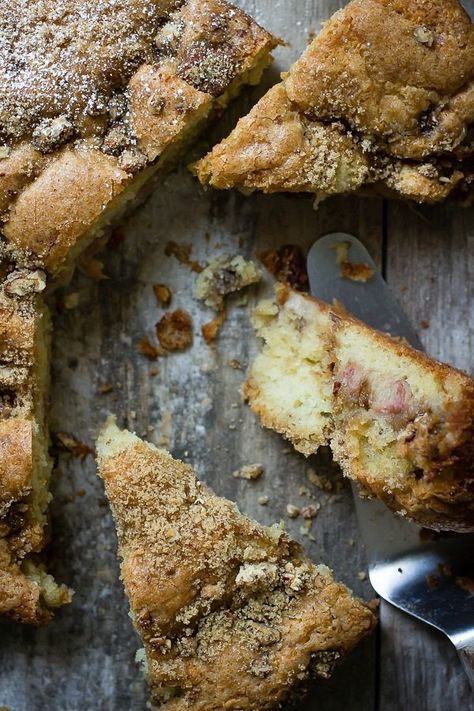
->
<box><xmin>97</xmin><ymin>422</ymin><xmax>375</xmax><ymax>709</ymax></box>
<box><xmin>0</xmin><ymin>0</ymin><xmax>173</xmax><ymax>142</ymax></box>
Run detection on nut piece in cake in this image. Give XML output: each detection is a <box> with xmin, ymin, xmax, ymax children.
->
<box><xmin>244</xmin><ymin>285</ymin><xmax>474</xmax><ymax>532</ymax></box>
<box><xmin>96</xmin><ymin>419</ymin><xmax>375</xmax><ymax>709</ymax></box>
<box><xmin>0</xmin><ymin>268</ymin><xmax>72</xmax><ymax>624</ymax></box>
<box><xmin>194</xmin><ymin>0</ymin><xmax>474</xmax><ymax>204</ymax></box>
<box><xmin>0</xmin><ymin>0</ymin><xmax>278</xmax><ymax>283</ymax></box>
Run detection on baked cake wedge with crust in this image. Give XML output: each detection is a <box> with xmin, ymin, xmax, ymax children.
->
<box><xmin>194</xmin><ymin>0</ymin><xmax>474</xmax><ymax>204</ymax></box>
<box><xmin>0</xmin><ymin>267</ymin><xmax>72</xmax><ymax>624</ymax></box>
<box><xmin>244</xmin><ymin>286</ymin><xmax>474</xmax><ymax>532</ymax></box>
<box><xmin>0</xmin><ymin>0</ymin><xmax>277</xmax><ymax>284</ymax></box>
<box><xmin>96</xmin><ymin>419</ymin><xmax>375</xmax><ymax>709</ymax></box>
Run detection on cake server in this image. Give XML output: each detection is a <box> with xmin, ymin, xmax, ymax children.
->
<box><xmin>307</xmin><ymin>233</ymin><xmax>474</xmax><ymax>688</ymax></box>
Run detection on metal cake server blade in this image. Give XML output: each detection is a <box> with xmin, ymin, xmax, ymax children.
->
<box><xmin>307</xmin><ymin>233</ymin><xmax>474</xmax><ymax>688</ymax></box>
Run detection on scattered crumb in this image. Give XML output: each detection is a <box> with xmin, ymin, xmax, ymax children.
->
<box><xmin>333</xmin><ymin>241</ymin><xmax>374</xmax><ymax>282</ymax></box>
<box><xmin>202</xmin><ymin>308</ymin><xmax>226</xmax><ymax>345</ymax></box>
<box><xmin>301</xmin><ymin>504</ymin><xmax>320</xmax><ymax>520</ymax></box>
<box><xmin>194</xmin><ymin>255</ymin><xmax>261</xmax><ymax>310</ymax></box>
<box><xmin>299</xmin><ymin>520</ymin><xmax>313</xmax><ymax>537</ymax></box>
<box><xmin>257</xmin><ymin>495</ymin><xmax>269</xmax><ymax>505</ymax></box>
<box><xmin>53</xmin><ymin>432</ymin><xmax>94</xmax><ymax>460</ymax></box>
<box><xmin>348</xmin><ymin>538</ymin><xmax>355</xmax><ymax>547</ymax></box>
<box><xmin>232</xmin><ymin>463</ymin><xmax>264</xmax><ymax>480</ymax></box>
<box><xmin>286</xmin><ymin>504</ymin><xmax>300</xmax><ymax>518</ymax></box>
<box><xmin>227</xmin><ymin>359</ymin><xmax>242</xmax><ymax>369</ymax></box>
<box><xmin>78</xmin><ymin>255</ymin><xmax>108</xmax><ymax>280</ymax></box>
<box><xmin>438</xmin><ymin>563</ymin><xmax>453</xmax><ymax>578</ymax></box>
<box><xmin>63</xmin><ymin>291</ymin><xmax>80</xmax><ymax>310</ymax></box>
<box><xmin>307</xmin><ymin>467</ymin><xmax>334</xmax><ymax>492</ymax></box>
<box><xmin>137</xmin><ymin>335</ymin><xmax>162</xmax><ymax>360</ymax></box>
<box><xmin>156</xmin><ymin>309</ymin><xmax>193</xmax><ymax>351</ymax></box>
<box><xmin>426</xmin><ymin>574</ymin><xmax>439</xmax><ymax>590</ymax></box>
<box><xmin>149</xmin><ymin>368</ymin><xmax>159</xmax><ymax>377</ymax></box>
<box><xmin>164</xmin><ymin>241</ymin><xmax>203</xmax><ymax>273</ymax></box>
<box><xmin>153</xmin><ymin>284</ymin><xmax>172</xmax><ymax>307</ymax></box>
<box><xmin>298</xmin><ymin>486</ymin><xmax>311</xmax><ymax>497</ymax></box>
<box><xmin>98</xmin><ymin>383</ymin><xmax>113</xmax><ymax>394</ymax></box>
<box><xmin>357</xmin><ymin>571</ymin><xmax>367</xmax><ymax>582</ymax></box>
<box><xmin>419</xmin><ymin>319</ymin><xmax>430</xmax><ymax>329</ymax></box>
<box><xmin>455</xmin><ymin>576</ymin><xmax>474</xmax><ymax>596</ymax></box>
<box><xmin>340</xmin><ymin>261</ymin><xmax>374</xmax><ymax>282</ymax></box>
<box><xmin>257</xmin><ymin>245</ymin><xmax>308</xmax><ymax>291</ymax></box>
<box><xmin>76</xmin><ymin>489</ymin><xmax>86</xmax><ymax>498</ymax></box>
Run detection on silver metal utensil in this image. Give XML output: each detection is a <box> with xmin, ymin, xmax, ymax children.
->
<box><xmin>307</xmin><ymin>233</ymin><xmax>474</xmax><ymax>688</ymax></box>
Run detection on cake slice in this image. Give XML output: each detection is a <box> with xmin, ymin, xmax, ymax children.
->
<box><xmin>0</xmin><ymin>0</ymin><xmax>277</xmax><ymax>284</ymax></box>
<box><xmin>96</xmin><ymin>419</ymin><xmax>375</xmax><ymax>709</ymax></box>
<box><xmin>245</xmin><ymin>286</ymin><xmax>474</xmax><ymax>532</ymax></box>
<box><xmin>194</xmin><ymin>0</ymin><xmax>474</xmax><ymax>204</ymax></box>
<box><xmin>0</xmin><ymin>267</ymin><xmax>71</xmax><ymax>624</ymax></box>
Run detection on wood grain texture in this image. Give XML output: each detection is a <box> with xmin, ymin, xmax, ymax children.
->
<box><xmin>0</xmin><ymin>1</ymin><xmax>472</xmax><ymax>710</ymax></box>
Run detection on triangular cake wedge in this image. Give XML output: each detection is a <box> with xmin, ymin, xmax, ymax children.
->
<box><xmin>0</xmin><ymin>0</ymin><xmax>277</xmax><ymax>284</ymax></box>
<box><xmin>96</xmin><ymin>419</ymin><xmax>375</xmax><ymax>709</ymax></box>
<box><xmin>244</xmin><ymin>286</ymin><xmax>474</xmax><ymax>532</ymax></box>
<box><xmin>0</xmin><ymin>268</ymin><xmax>71</xmax><ymax>623</ymax></box>
<box><xmin>194</xmin><ymin>0</ymin><xmax>474</xmax><ymax>204</ymax></box>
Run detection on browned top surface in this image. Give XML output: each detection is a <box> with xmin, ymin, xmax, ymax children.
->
<box><xmin>0</xmin><ymin>1</ymin><xmax>178</xmax><ymax>141</ymax></box>
<box><xmin>0</xmin><ymin>0</ymin><xmax>276</xmax><ymax>277</ymax></box>
<box><xmin>98</xmin><ymin>428</ymin><xmax>375</xmax><ymax>709</ymax></box>
<box><xmin>195</xmin><ymin>0</ymin><xmax>474</xmax><ymax>203</ymax></box>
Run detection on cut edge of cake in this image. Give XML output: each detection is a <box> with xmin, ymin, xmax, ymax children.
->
<box><xmin>0</xmin><ymin>268</ymin><xmax>72</xmax><ymax>624</ymax></box>
<box><xmin>244</xmin><ymin>285</ymin><xmax>474</xmax><ymax>532</ymax></box>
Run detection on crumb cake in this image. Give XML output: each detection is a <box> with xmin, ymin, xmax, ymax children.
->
<box><xmin>0</xmin><ymin>268</ymin><xmax>71</xmax><ymax>623</ymax></box>
<box><xmin>194</xmin><ymin>0</ymin><xmax>474</xmax><ymax>204</ymax></box>
<box><xmin>0</xmin><ymin>0</ymin><xmax>277</xmax><ymax>283</ymax></box>
<box><xmin>96</xmin><ymin>419</ymin><xmax>375</xmax><ymax>709</ymax></box>
<box><xmin>245</xmin><ymin>285</ymin><xmax>474</xmax><ymax>532</ymax></box>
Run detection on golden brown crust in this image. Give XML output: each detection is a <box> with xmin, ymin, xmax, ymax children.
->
<box><xmin>245</xmin><ymin>285</ymin><xmax>474</xmax><ymax>532</ymax></box>
<box><xmin>97</xmin><ymin>422</ymin><xmax>375</xmax><ymax>709</ymax></box>
<box><xmin>195</xmin><ymin>0</ymin><xmax>474</xmax><ymax>204</ymax></box>
<box><xmin>0</xmin><ymin>0</ymin><xmax>277</xmax><ymax>280</ymax></box>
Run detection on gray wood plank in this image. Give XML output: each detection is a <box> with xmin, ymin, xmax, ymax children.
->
<box><xmin>381</xmin><ymin>201</ymin><xmax>474</xmax><ymax>711</ymax></box>
<box><xmin>0</xmin><ymin>1</ymin><xmax>472</xmax><ymax>710</ymax></box>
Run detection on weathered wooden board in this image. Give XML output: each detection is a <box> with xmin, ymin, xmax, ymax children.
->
<box><xmin>0</xmin><ymin>2</ymin><xmax>473</xmax><ymax>710</ymax></box>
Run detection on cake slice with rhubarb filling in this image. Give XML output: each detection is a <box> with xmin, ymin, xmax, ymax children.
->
<box><xmin>245</xmin><ymin>285</ymin><xmax>474</xmax><ymax>532</ymax></box>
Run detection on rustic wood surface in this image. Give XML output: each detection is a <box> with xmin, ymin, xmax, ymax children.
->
<box><xmin>1</xmin><ymin>1</ymin><xmax>473</xmax><ymax>710</ymax></box>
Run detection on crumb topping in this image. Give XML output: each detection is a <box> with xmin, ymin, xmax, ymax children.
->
<box><xmin>97</xmin><ymin>424</ymin><xmax>375</xmax><ymax>709</ymax></box>
<box><xmin>0</xmin><ymin>0</ymin><xmax>173</xmax><ymax>141</ymax></box>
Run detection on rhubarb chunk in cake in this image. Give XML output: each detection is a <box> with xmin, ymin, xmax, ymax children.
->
<box><xmin>0</xmin><ymin>267</ymin><xmax>71</xmax><ymax>624</ymax></box>
<box><xmin>96</xmin><ymin>419</ymin><xmax>375</xmax><ymax>710</ymax></box>
<box><xmin>194</xmin><ymin>0</ymin><xmax>474</xmax><ymax>204</ymax></box>
<box><xmin>0</xmin><ymin>0</ymin><xmax>277</xmax><ymax>284</ymax></box>
<box><xmin>245</xmin><ymin>286</ymin><xmax>474</xmax><ymax>532</ymax></box>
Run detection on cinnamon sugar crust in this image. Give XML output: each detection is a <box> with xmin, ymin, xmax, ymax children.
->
<box><xmin>0</xmin><ymin>268</ymin><xmax>72</xmax><ymax>623</ymax></box>
<box><xmin>0</xmin><ymin>0</ymin><xmax>277</xmax><ymax>281</ymax></box>
<box><xmin>244</xmin><ymin>286</ymin><xmax>474</xmax><ymax>532</ymax></box>
<box><xmin>194</xmin><ymin>0</ymin><xmax>474</xmax><ymax>204</ymax></box>
<box><xmin>96</xmin><ymin>421</ymin><xmax>375</xmax><ymax>709</ymax></box>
